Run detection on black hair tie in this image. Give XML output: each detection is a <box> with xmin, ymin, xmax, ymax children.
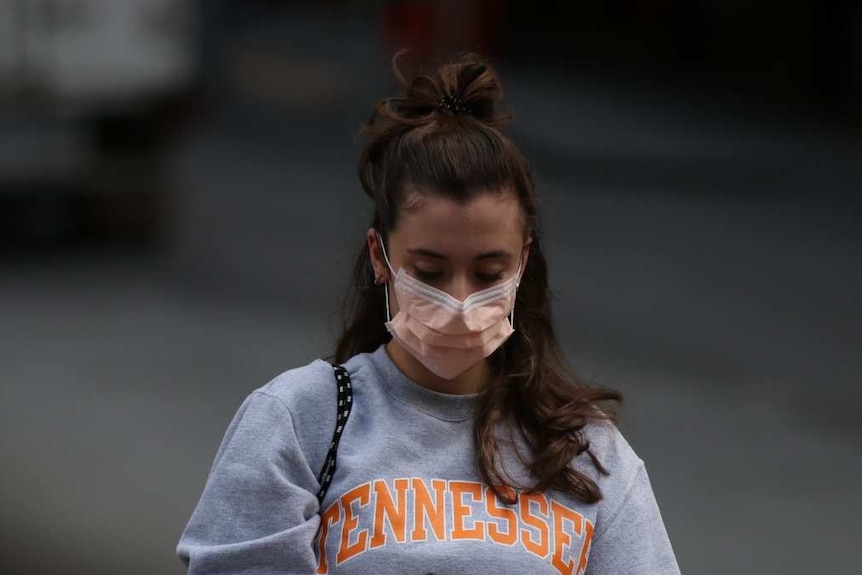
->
<box><xmin>438</xmin><ymin>94</ymin><xmax>471</xmax><ymax>115</ymax></box>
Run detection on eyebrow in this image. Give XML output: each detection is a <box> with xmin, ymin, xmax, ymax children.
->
<box><xmin>407</xmin><ymin>248</ymin><xmax>512</xmax><ymax>261</ymax></box>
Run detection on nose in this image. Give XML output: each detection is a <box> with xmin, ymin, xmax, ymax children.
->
<box><xmin>444</xmin><ymin>274</ymin><xmax>474</xmax><ymax>302</ymax></box>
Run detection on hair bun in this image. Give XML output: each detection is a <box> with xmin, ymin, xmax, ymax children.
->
<box><xmin>392</xmin><ymin>52</ymin><xmax>511</xmax><ymax>128</ymax></box>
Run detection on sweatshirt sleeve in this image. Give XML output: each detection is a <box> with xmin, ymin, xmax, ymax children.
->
<box><xmin>176</xmin><ymin>390</ymin><xmax>322</xmax><ymax>575</ymax></box>
<box><xmin>585</xmin><ymin>463</ymin><xmax>681</xmax><ymax>575</ymax></box>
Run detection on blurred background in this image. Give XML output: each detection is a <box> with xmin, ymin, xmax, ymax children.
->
<box><xmin>1</xmin><ymin>1</ymin><xmax>860</xmax><ymax>574</ymax></box>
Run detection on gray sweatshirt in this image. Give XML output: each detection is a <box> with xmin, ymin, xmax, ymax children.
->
<box><xmin>177</xmin><ymin>344</ymin><xmax>680</xmax><ymax>575</ymax></box>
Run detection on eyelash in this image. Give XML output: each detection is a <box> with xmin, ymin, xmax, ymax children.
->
<box><xmin>477</xmin><ymin>272</ymin><xmax>503</xmax><ymax>283</ymax></box>
<box><xmin>413</xmin><ymin>270</ymin><xmax>443</xmax><ymax>282</ymax></box>
<box><xmin>414</xmin><ymin>270</ymin><xmax>503</xmax><ymax>284</ymax></box>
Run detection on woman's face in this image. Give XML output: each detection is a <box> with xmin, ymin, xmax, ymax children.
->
<box><xmin>368</xmin><ymin>189</ymin><xmax>530</xmax><ymax>314</ymax></box>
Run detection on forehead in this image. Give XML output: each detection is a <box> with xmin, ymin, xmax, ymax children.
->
<box><xmin>392</xmin><ymin>190</ymin><xmax>524</xmax><ymax>253</ymax></box>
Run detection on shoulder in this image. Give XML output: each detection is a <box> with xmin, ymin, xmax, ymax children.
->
<box><xmin>576</xmin><ymin>424</ymin><xmax>681</xmax><ymax>573</ymax></box>
<box><xmin>256</xmin><ymin>358</ymin><xmax>337</xmax><ymax>413</ymax></box>
<box><xmin>579</xmin><ymin>421</ymin><xmax>669</xmax><ymax>537</ymax></box>
<box><xmin>231</xmin><ymin>358</ymin><xmax>339</xmax><ymax>474</ymax></box>
<box><xmin>580</xmin><ymin>420</ymin><xmax>645</xmax><ymax>481</ymax></box>
<box><xmin>248</xmin><ymin>353</ymin><xmax>378</xmax><ymax>472</ymax></box>
<box><xmin>574</xmin><ymin>421</ymin><xmax>647</xmax><ymax>514</ymax></box>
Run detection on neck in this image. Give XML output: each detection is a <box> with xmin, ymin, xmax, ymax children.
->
<box><xmin>385</xmin><ymin>341</ymin><xmax>489</xmax><ymax>395</ymax></box>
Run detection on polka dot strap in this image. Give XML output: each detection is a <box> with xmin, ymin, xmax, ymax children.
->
<box><xmin>316</xmin><ymin>364</ymin><xmax>353</xmax><ymax>504</ymax></box>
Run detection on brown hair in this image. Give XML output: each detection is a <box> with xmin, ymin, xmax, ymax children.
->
<box><xmin>335</xmin><ymin>52</ymin><xmax>621</xmax><ymax>504</ymax></box>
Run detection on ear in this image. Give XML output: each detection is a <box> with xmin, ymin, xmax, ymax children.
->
<box><xmin>366</xmin><ymin>228</ymin><xmax>390</xmax><ymax>284</ymax></box>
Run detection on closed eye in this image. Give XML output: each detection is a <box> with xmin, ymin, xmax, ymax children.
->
<box><xmin>414</xmin><ymin>270</ymin><xmax>444</xmax><ymax>282</ymax></box>
<box><xmin>476</xmin><ymin>272</ymin><xmax>504</xmax><ymax>284</ymax></box>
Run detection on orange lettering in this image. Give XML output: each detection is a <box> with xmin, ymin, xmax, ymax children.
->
<box><xmin>485</xmin><ymin>486</ymin><xmax>517</xmax><ymax>546</ymax></box>
<box><xmin>370</xmin><ymin>479</ymin><xmax>409</xmax><ymax>548</ymax></box>
<box><xmin>315</xmin><ymin>502</ymin><xmax>341</xmax><ymax>574</ymax></box>
<box><xmin>411</xmin><ymin>478</ymin><xmax>446</xmax><ymax>542</ymax></box>
<box><xmin>519</xmin><ymin>492</ymin><xmax>550</xmax><ymax>558</ymax></box>
<box><xmin>450</xmin><ymin>481</ymin><xmax>485</xmax><ymax>541</ymax></box>
<box><xmin>336</xmin><ymin>484</ymin><xmax>371</xmax><ymax>565</ymax></box>
<box><xmin>551</xmin><ymin>500</ymin><xmax>584</xmax><ymax>575</ymax></box>
<box><xmin>575</xmin><ymin>520</ymin><xmax>594</xmax><ymax>575</ymax></box>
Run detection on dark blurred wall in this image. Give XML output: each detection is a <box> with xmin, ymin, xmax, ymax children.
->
<box><xmin>506</xmin><ymin>1</ymin><xmax>861</xmax><ymax>118</ymax></box>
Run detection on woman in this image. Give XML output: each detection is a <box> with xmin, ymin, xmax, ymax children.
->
<box><xmin>177</xmin><ymin>53</ymin><xmax>681</xmax><ymax>575</ymax></box>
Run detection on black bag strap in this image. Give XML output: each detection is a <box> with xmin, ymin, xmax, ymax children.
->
<box><xmin>316</xmin><ymin>364</ymin><xmax>353</xmax><ymax>504</ymax></box>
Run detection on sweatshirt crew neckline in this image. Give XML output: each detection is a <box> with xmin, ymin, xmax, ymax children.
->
<box><xmin>366</xmin><ymin>344</ymin><xmax>479</xmax><ymax>422</ymax></box>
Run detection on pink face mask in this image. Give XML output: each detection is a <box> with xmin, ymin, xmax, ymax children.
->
<box><xmin>379</xmin><ymin>236</ymin><xmax>522</xmax><ymax>380</ymax></box>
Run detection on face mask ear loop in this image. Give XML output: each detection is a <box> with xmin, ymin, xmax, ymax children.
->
<box><xmin>510</xmin><ymin>257</ymin><xmax>524</xmax><ymax>329</ymax></box>
<box><xmin>377</xmin><ymin>233</ymin><xmax>395</xmax><ymax>323</ymax></box>
<box><xmin>377</xmin><ymin>233</ymin><xmax>395</xmax><ymax>276</ymax></box>
<box><xmin>384</xmin><ymin>283</ymin><xmax>392</xmax><ymax>323</ymax></box>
